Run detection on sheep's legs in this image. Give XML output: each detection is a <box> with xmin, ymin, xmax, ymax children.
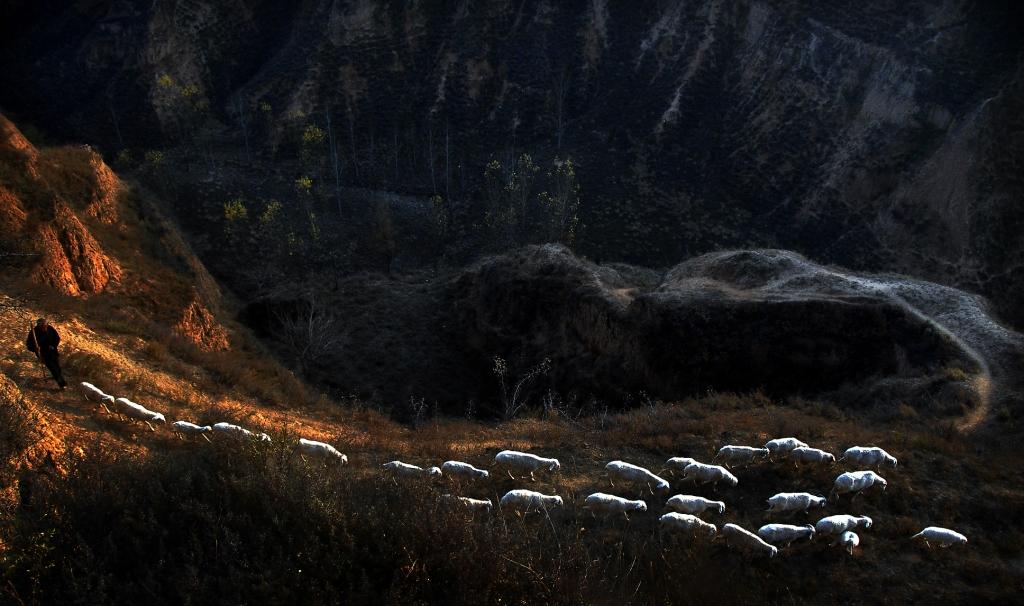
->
<box><xmin>202</xmin><ymin>433</ymin><xmax>212</xmax><ymax>443</ymax></box>
<box><xmin>507</xmin><ymin>470</ymin><xmax>516</xmax><ymax>481</ymax></box>
<box><xmin>144</xmin><ymin>420</ymin><xmax>155</xmax><ymax>432</ymax></box>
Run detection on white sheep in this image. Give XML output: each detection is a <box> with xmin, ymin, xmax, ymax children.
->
<box><xmin>493</xmin><ymin>450</ymin><xmax>560</xmax><ymax>481</ymax></box>
<box><xmin>172</xmin><ymin>421</ymin><xmax>213</xmax><ymax>442</ymax></box>
<box><xmin>831</xmin><ymin>470</ymin><xmax>887</xmax><ymax>500</ymax></box>
<box><xmin>383</xmin><ymin>460</ymin><xmax>441</xmax><ymax>479</ymax></box>
<box><xmin>714</xmin><ymin>445</ymin><xmax>770</xmax><ymax>467</ymax></box>
<box><xmin>440</xmin><ymin>494</ymin><xmax>493</xmax><ymax>512</ymax></box>
<box><xmin>582</xmin><ymin>493</ymin><xmax>648</xmax><ymax>520</ymax></box>
<box><xmin>789</xmin><ymin>447</ymin><xmax>836</xmax><ymax>466</ymax></box>
<box><xmin>297</xmin><ymin>438</ymin><xmax>348</xmax><ymax>464</ymax></box>
<box><xmin>605</xmin><ymin>461</ymin><xmax>670</xmax><ymax>495</ymax></box>
<box><xmin>764</xmin><ymin>437</ymin><xmax>808</xmax><ymax>458</ymax></box>
<box><xmin>836</xmin><ymin>530</ymin><xmax>859</xmax><ymax>554</ymax></box>
<box><xmin>660</xmin><ymin>456</ymin><xmax>700</xmax><ymax>477</ymax></box>
<box><xmin>665</xmin><ymin>494</ymin><xmax>725</xmax><ymax>515</ymax></box>
<box><xmin>659</xmin><ymin>513</ymin><xmax>718</xmax><ymax>538</ymax></box>
<box><xmin>680</xmin><ymin>462</ymin><xmax>739</xmax><ymax>488</ymax></box>
<box><xmin>757</xmin><ymin>524</ymin><xmax>816</xmax><ymax>547</ymax></box>
<box><xmin>814</xmin><ymin>514</ymin><xmax>873</xmax><ymax>538</ymax></box>
<box><xmin>911</xmin><ymin>527</ymin><xmax>968</xmax><ymax>548</ymax></box>
<box><xmin>212</xmin><ymin>422</ymin><xmax>271</xmax><ymax>443</ymax></box>
<box><xmin>498</xmin><ymin>489</ymin><xmax>563</xmax><ymax>515</ymax></box>
<box><xmin>441</xmin><ymin>460</ymin><xmax>490</xmax><ymax>481</ymax></box>
<box><xmin>113</xmin><ymin>397</ymin><xmax>166</xmax><ymax>430</ymax></box>
<box><xmin>839</xmin><ymin>446</ymin><xmax>898</xmax><ymax>468</ymax></box>
<box><xmin>720</xmin><ymin>523</ymin><xmax>778</xmax><ymax>558</ymax></box>
<box><xmin>80</xmin><ymin>382</ymin><xmax>115</xmax><ymax>411</ymax></box>
<box><xmin>765</xmin><ymin>492</ymin><xmax>827</xmax><ymax>514</ymax></box>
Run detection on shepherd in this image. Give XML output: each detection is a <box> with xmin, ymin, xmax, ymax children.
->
<box><xmin>26</xmin><ymin>317</ymin><xmax>67</xmax><ymax>389</ymax></box>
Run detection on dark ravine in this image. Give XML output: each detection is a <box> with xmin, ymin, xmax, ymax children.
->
<box><xmin>252</xmin><ymin>245</ymin><xmax>1021</xmax><ymax>417</ymax></box>
<box><xmin>2</xmin><ymin>1</ymin><xmax>1022</xmax><ymax>327</ymax></box>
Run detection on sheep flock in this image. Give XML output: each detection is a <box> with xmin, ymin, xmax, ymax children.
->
<box><xmin>76</xmin><ymin>381</ymin><xmax>968</xmax><ymax>559</ymax></box>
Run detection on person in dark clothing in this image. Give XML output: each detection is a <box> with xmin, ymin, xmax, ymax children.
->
<box><xmin>26</xmin><ymin>317</ymin><xmax>67</xmax><ymax>389</ymax></box>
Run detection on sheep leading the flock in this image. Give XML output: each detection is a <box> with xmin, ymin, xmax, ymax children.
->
<box><xmin>757</xmin><ymin>524</ymin><xmax>815</xmax><ymax>547</ymax></box>
<box><xmin>499</xmin><ymin>489</ymin><xmax>563</xmax><ymax>515</ymax></box>
<box><xmin>836</xmin><ymin>530</ymin><xmax>859</xmax><ymax>555</ymax></box>
<box><xmin>912</xmin><ymin>527</ymin><xmax>968</xmax><ymax>548</ymax></box>
<box><xmin>172</xmin><ymin>421</ymin><xmax>213</xmax><ymax>442</ymax></box>
<box><xmin>660</xmin><ymin>513</ymin><xmax>718</xmax><ymax>539</ymax></box>
<box><xmin>789</xmin><ymin>447</ymin><xmax>836</xmax><ymax>466</ymax></box>
<box><xmin>440</xmin><ymin>494</ymin><xmax>493</xmax><ymax>512</ymax></box>
<box><xmin>715</xmin><ymin>445</ymin><xmax>770</xmax><ymax>468</ymax></box>
<box><xmin>680</xmin><ymin>462</ymin><xmax>739</xmax><ymax>488</ymax></box>
<box><xmin>840</xmin><ymin>446</ymin><xmax>898</xmax><ymax>469</ymax></box>
<box><xmin>720</xmin><ymin>523</ymin><xmax>779</xmax><ymax>558</ymax></box>
<box><xmin>764</xmin><ymin>437</ymin><xmax>809</xmax><ymax>459</ymax></box>
<box><xmin>582</xmin><ymin>493</ymin><xmax>648</xmax><ymax>520</ymax></box>
<box><xmin>665</xmin><ymin>494</ymin><xmax>725</xmax><ymax>515</ymax></box>
<box><xmin>605</xmin><ymin>461</ymin><xmax>670</xmax><ymax>495</ymax></box>
<box><xmin>113</xmin><ymin>397</ymin><xmax>166</xmax><ymax>431</ymax></box>
<box><xmin>79</xmin><ymin>382</ymin><xmax>115</xmax><ymax>412</ymax></box>
<box><xmin>766</xmin><ymin>492</ymin><xmax>827</xmax><ymax>514</ymax></box>
<box><xmin>441</xmin><ymin>460</ymin><xmax>490</xmax><ymax>482</ymax></box>
<box><xmin>493</xmin><ymin>450</ymin><xmax>560</xmax><ymax>481</ymax></box>
<box><xmin>383</xmin><ymin>460</ymin><xmax>442</xmax><ymax>479</ymax></box>
<box><xmin>660</xmin><ymin>457</ymin><xmax>700</xmax><ymax>477</ymax></box>
<box><xmin>297</xmin><ymin>438</ymin><xmax>348</xmax><ymax>464</ymax></box>
<box><xmin>815</xmin><ymin>515</ymin><xmax>873</xmax><ymax>538</ymax></box>
<box><xmin>831</xmin><ymin>471</ymin><xmax>888</xmax><ymax>500</ymax></box>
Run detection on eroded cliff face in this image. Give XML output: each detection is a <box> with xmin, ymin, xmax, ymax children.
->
<box><xmin>1</xmin><ymin>1</ymin><xmax>1021</xmax><ymax>324</ymax></box>
<box><xmin>0</xmin><ymin>114</ymin><xmax>229</xmax><ymax>351</ymax></box>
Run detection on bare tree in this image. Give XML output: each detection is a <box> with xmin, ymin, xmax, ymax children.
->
<box><xmin>326</xmin><ymin>108</ymin><xmax>344</xmax><ymax>217</ymax></box>
<box><xmin>552</xmin><ymin>65</ymin><xmax>571</xmax><ymax>150</ymax></box>
<box><xmin>231</xmin><ymin>95</ymin><xmax>251</xmax><ymax>164</ymax></box>
<box><xmin>272</xmin><ymin>299</ymin><xmax>344</xmax><ymax>377</ymax></box>
<box><xmin>493</xmin><ymin>356</ymin><xmax>551</xmax><ymax>420</ymax></box>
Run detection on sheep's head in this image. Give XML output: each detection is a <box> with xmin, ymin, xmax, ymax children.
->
<box><xmin>884</xmin><ymin>455</ymin><xmax>898</xmax><ymax>467</ymax></box>
<box><xmin>767</xmin><ymin>546</ymin><xmax>779</xmax><ymax>558</ymax></box>
<box><xmin>428</xmin><ymin>467</ymin><xmax>443</xmax><ymax>478</ymax></box>
<box><xmin>549</xmin><ymin>496</ymin><xmax>564</xmax><ymax>508</ymax></box>
<box><xmin>803</xmin><ymin>525</ymin><xmax>815</xmax><ymax>535</ymax></box>
<box><xmin>340</xmin><ymin>454</ymin><xmax>349</xmax><ymax>465</ymax></box>
<box><xmin>858</xmin><ymin>516</ymin><xmax>873</xmax><ymax>529</ymax></box>
<box><xmin>875</xmin><ymin>476</ymin><xmax>888</xmax><ymax>490</ymax></box>
<box><xmin>635</xmin><ymin>501</ymin><xmax>649</xmax><ymax>512</ymax></box>
<box><xmin>725</xmin><ymin>474</ymin><xmax>739</xmax><ymax>487</ymax></box>
<box><xmin>825</xmin><ymin>453</ymin><xmax>836</xmax><ymax>463</ymax></box>
<box><xmin>811</xmin><ymin>496</ymin><xmax>827</xmax><ymax>508</ymax></box>
<box><xmin>714</xmin><ymin>501</ymin><xmax>725</xmax><ymax>514</ymax></box>
<box><xmin>757</xmin><ymin>448</ymin><xmax>770</xmax><ymax>458</ymax></box>
<box><xmin>706</xmin><ymin>524</ymin><xmax>718</xmax><ymax>537</ymax></box>
<box><xmin>548</xmin><ymin>459</ymin><xmax>561</xmax><ymax>472</ymax></box>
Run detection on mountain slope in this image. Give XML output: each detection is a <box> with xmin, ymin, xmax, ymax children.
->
<box><xmin>2</xmin><ymin>1</ymin><xmax>1022</xmax><ymax>326</ymax></box>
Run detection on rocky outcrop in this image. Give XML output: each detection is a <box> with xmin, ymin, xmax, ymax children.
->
<box><xmin>276</xmin><ymin>245</ymin><xmax>1020</xmax><ymax>417</ymax></box>
<box><xmin>0</xmin><ymin>114</ymin><xmax>233</xmax><ymax>350</ymax></box>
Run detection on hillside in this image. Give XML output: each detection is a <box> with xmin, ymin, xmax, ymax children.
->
<box><xmin>2</xmin><ymin>1</ymin><xmax>1023</xmax><ymax>328</ymax></box>
<box><xmin>2</xmin><ymin>113</ymin><xmax>1024</xmax><ymax>603</ymax></box>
